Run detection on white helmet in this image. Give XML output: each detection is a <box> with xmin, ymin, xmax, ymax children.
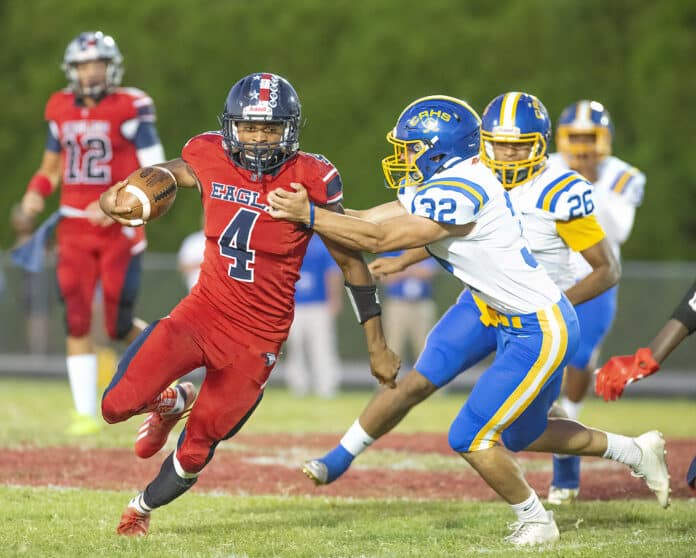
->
<box><xmin>62</xmin><ymin>31</ymin><xmax>123</xmax><ymax>99</ymax></box>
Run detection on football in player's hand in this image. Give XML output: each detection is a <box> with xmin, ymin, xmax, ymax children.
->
<box><xmin>115</xmin><ymin>166</ymin><xmax>177</xmax><ymax>225</ymax></box>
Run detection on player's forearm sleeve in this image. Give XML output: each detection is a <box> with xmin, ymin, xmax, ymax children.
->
<box><xmin>671</xmin><ymin>279</ymin><xmax>696</xmax><ymax>334</ymax></box>
<box><xmin>344</xmin><ymin>282</ymin><xmax>381</xmax><ymax>324</ymax></box>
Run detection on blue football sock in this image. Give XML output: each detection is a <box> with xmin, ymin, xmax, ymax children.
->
<box><xmin>552</xmin><ymin>455</ymin><xmax>580</xmax><ymax>489</ymax></box>
<box><xmin>687</xmin><ymin>456</ymin><xmax>696</xmax><ymax>489</ymax></box>
<box><xmin>320</xmin><ymin>445</ymin><xmax>355</xmax><ymax>482</ymax></box>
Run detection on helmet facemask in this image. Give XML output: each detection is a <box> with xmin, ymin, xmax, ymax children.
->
<box><xmin>382</xmin><ymin>132</ymin><xmax>435</xmax><ymax>188</ymax></box>
<box><xmin>481</xmin><ymin>130</ymin><xmax>548</xmax><ymax>189</ymax></box>
<box><xmin>556</xmin><ymin>126</ymin><xmax>612</xmax><ymax>169</ymax></box>
<box><xmin>64</xmin><ymin>61</ymin><xmax>120</xmax><ymax>100</ymax></box>
<box><xmin>221</xmin><ymin>116</ymin><xmax>299</xmax><ymax>173</ymax></box>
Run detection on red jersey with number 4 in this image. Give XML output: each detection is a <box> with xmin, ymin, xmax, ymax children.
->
<box><xmin>45</xmin><ymin>87</ymin><xmax>156</xmax><ymax>210</ymax></box>
<box><xmin>182</xmin><ymin>132</ymin><xmax>343</xmax><ymax>344</ymax></box>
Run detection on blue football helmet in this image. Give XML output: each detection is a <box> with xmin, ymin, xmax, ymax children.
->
<box><xmin>556</xmin><ymin>100</ymin><xmax>613</xmax><ymax>165</ymax></box>
<box><xmin>382</xmin><ymin>95</ymin><xmax>481</xmax><ymax>188</ymax></box>
<box><xmin>62</xmin><ymin>31</ymin><xmax>123</xmax><ymax>99</ymax></box>
<box><xmin>480</xmin><ymin>92</ymin><xmax>551</xmax><ymax>188</ymax></box>
<box><xmin>220</xmin><ymin>73</ymin><xmax>301</xmax><ymax>173</ymax></box>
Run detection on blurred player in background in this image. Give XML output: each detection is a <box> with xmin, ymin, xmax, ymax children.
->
<box><xmin>98</xmin><ymin>72</ymin><xmax>399</xmax><ymax>536</ymax></box>
<box><xmin>176</xmin><ymin>222</ymin><xmax>207</xmax><ymax>381</ymax></box>
<box><xmin>301</xmin><ymin>91</ymin><xmax>620</xmax><ymax>514</ymax></box>
<box><xmin>10</xmin><ymin>204</ymin><xmax>54</xmax><ymax>355</ymax></box>
<box><xmin>18</xmin><ymin>31</ymin><xmax>165</xmax><ymax>436</ymax></box>
<box><xmin>177</xmin><ymin>219</ymin><xmax>205</xmax><ymax>292</ymax></box>
<box><xmin>284</xmin><ymin>234</ymin><xmax>344</xmax><ymax>398</ymax></box>
<box><xmin>595</xmin><ymin>278</ymin><xmax>696</xmax><ymax>491</ymax></box>
<box><xmin>378</xmin><ymin>250</ymin><xmax>438</xmax><ymax>368</ymax></box>
<box><xmin>547</xmin><ymin>100</ymin><xmax>646</xmax><ymax>503</ymax></box>
<box><xmin>269</xmin><ymin>94</ymin><xmax>665</xmax><ymax>546</ymax></box>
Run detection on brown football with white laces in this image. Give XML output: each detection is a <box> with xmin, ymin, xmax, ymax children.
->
<box><xmin>115</xmin><ymin>166</ymin><xmax>177</xmax><ymax>226</ymax></box>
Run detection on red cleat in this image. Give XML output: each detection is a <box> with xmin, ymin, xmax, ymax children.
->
<box><xmin>116</xmin><ymin>506</ymin><xmax>150</xmax><ymax>536</ymax></box>
<box><xmin>135</xmin><ymin>382</ymin><xmax>197</xmax><ymax>459</ymax></box>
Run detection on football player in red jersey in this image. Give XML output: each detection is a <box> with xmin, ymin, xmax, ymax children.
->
<box><xmin>595</xmin><ymin>278</ymin><xmax>696</xmax><ymax>491</ymax></box>
<box><xmin>18</xmin><ymin>31</ymin><xmax>165</xmax><ymax>436</ymax></box>
<box><xmin>99</xmin><ymin>72</ymin><xmax>400</xmax><ymax>536</ymax></box>
<box><xmin>595</xmin><ymin>279</ymin><xmax>696</xmax><ymax>399</ymax></box>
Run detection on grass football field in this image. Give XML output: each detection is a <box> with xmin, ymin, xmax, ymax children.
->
<box><xmin>2</xmin><ymin>377</ymin><xmax>695</xmax><ymax>557</ymax></box>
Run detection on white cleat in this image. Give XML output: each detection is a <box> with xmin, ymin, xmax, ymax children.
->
<box><xmin>504</xmin><ymin>511</ymin><xmax>560</xmax><ymax>546</ymax></box>
<box><xmin>547</xmin><ymin>486</ymin><xmax>579</xmax><ymax>506</ymax></box>
<box><xmin>631</xmin><ymin>430</ymin><xmax>671</xmax><ymax>508</ymax></box>
<box><xmin>302</xmin><ymin>459</ymin><xmax>329</xmax><ymax>485</ymax></box>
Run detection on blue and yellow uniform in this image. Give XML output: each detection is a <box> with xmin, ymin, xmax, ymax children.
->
<box><xmin>549</xmin><ymin>152</ymin><xmax>645</xmax><ymax>370</ymax></box>
<box><xmin>397</xmin><ymin>150</ymin><xmax>580</xmax><ymax>453</ymax></box>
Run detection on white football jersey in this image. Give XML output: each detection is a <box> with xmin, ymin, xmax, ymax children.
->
<box><xmin>397</xmin><ymin>156</ymin><xmax>561</xmax><ymax>315</ymax></box>
<box><xmin>507</xmin><ymin>159</ymin><xmax>597</xmax><ymax>290</ymax></box>
<box><xmin>548</xmin><ymin>153</ymin><xmax>645</xmax><ymax>278</ymax></box>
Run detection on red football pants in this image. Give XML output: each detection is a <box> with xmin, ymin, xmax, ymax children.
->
<box><xmin>56</xmin><ymin>219</ymin><xmax>142</xmax><ymax>339</ymax></box>
<box><xmin>101</xmin><ymin>293</ymin><xmax>280</xmax><ymax>474</ymax></box>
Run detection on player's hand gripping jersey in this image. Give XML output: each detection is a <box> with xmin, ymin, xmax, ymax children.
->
<box><xmin>548</xmin><ymin>153</ymin><xmax>644</xmax><ymax>278</ymax></box>
<box><xmin>183</xmin><ymin>132</ymin><xmax>343</xmax><ymax>343</ymax></box>
<box><xmin>507</xmin><ymin>158</ymin><xmax>605</xmax><ymax>290</ymax></box>
<box><xmin>397</xmin><ymin>156</ymin><xmax>561</xmax><ymax>315</ymax></box>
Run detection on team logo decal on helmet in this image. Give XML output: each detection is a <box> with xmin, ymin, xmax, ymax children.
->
<box><xmin>62</xmin><ymin>31</ymin><xmax>123</xmax><ymax>99</ymax></box>
<box><xmin>556</xmin><ymin>100</ymin><xmax>613</xmax><ymax>165</ymax></box>
<box><xmin>220</xmin><ymin>73</ymin><xmax>302</xmax><ymax>173</ymax></box>
<box><xmin>382</xmin><ymin>95</ymin><xmax>481</xmax><ymax>188</ymax></box>
<box><xmin>481</xmin><ymin>92</ymin><xmax>551</xmax><ymax>188</ymax></box>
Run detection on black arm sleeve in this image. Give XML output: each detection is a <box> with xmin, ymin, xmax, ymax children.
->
<box><xmin>344</xmin><ymin>282</ymin><xmax>382</xmax><ymax>324</ymax></box>
<box><xmin>671</xmin><ymin>279</ymin><xmax>696</xmax><ymax>335</ymax></box>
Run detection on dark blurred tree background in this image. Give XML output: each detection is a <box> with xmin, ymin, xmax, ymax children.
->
<box><xmin>2</xmin><ymin>0</ymin><xmax>695</xmax><ymax>257</ymax></box>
